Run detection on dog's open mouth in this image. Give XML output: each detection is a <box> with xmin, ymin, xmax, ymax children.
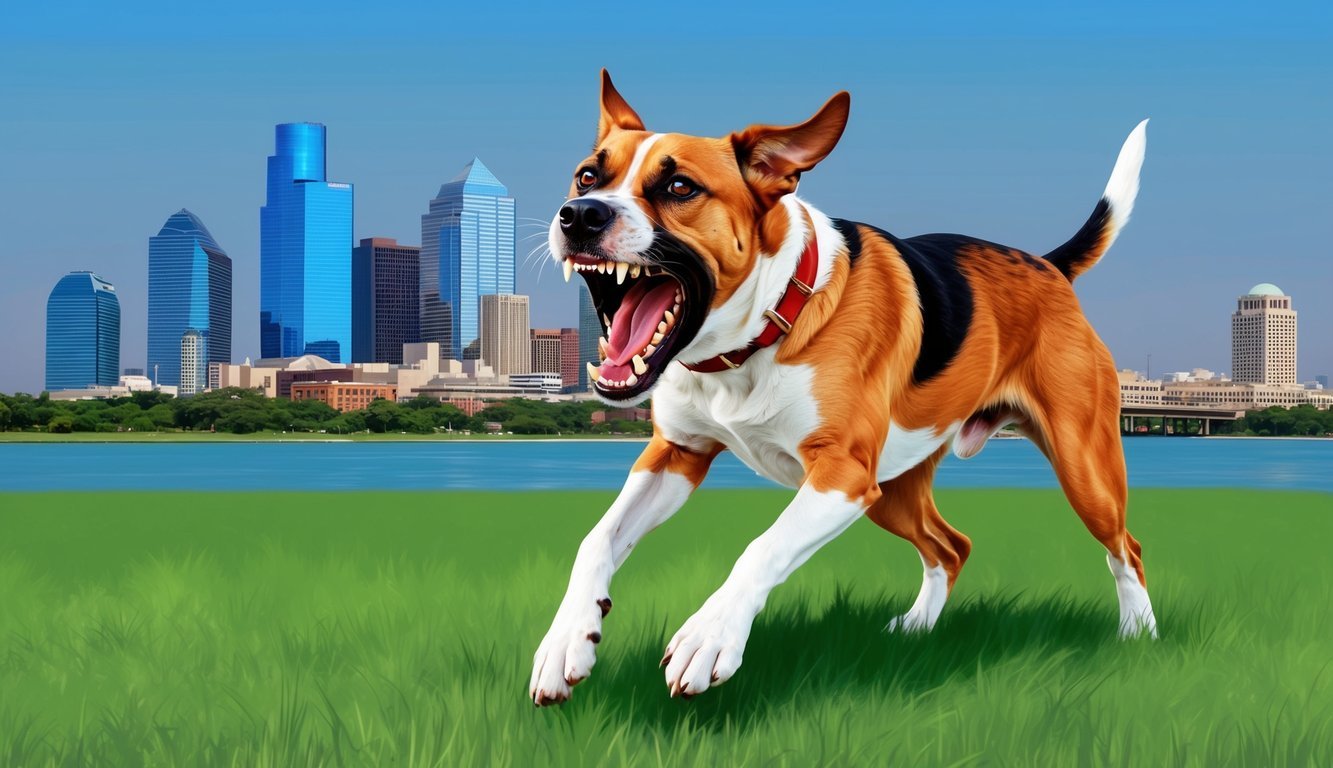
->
<box><xmin>564</xmin><ymin>232</ymin><xmax>714</xmax><ymax>402</ymax></box>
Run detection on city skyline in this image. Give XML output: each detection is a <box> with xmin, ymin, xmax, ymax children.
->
<box><xmin>2</xmin><ymin>4</ymin><xmax>1330</xmax><ymax>393</ymax></box>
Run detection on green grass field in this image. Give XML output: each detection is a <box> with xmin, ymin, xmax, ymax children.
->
<box><xmin>2</xmin><ymin>489</ymin><xmax>1330</xmax><ymax>767</ymax></box>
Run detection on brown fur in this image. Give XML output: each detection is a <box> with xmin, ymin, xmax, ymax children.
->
<box><xmin>632</xmin><ymin>434</ymin><xmax>722</xmax><ymax>487</ymax></box>
<box><xmin>790</xmin><ymin>226</ymin><xmax>1147</xmax><ymax>588</ymax></box>
<box><xmin>593</xmin><ymin>72</ymin><xmax>1146</xmax><ymax>592</ymax></box>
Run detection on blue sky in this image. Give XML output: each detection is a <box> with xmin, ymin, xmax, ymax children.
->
<box><xmin>2</xmin><ymin>1</ymin><xmax>1330</xmax><ymax>393</ymax></box>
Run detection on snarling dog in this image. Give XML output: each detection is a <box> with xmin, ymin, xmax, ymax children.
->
<box><xmin>531</xmin><ymin>70</ymin><xmax>1158</xmax><ymax>706</ymax></box>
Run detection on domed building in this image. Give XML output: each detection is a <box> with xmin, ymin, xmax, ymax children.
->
<box><xmin>1232</xmin><ymin>283</ymin><xmax>1296</xmax><ymax>385</ymax></box>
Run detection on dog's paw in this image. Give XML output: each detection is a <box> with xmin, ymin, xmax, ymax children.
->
<box><xmin>529</xmin><ymin>597</ymin><xmax>611</xmax><ymax>706</ymax></box>
<box><xmin>661</xmin><ymin>599</ymin><xmax>749</xmax><ymax>698</ymax></box>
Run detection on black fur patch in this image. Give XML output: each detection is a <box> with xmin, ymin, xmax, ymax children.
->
<box><xmin>831</xmin><ymin>218</ymin><xmax>862</xmax><ymax>263</ymax></box>
<box><xmin>845</xmin><ymin>221</ymin><xmax>975</xmax><ymax>384</ymax></box>
<box><xmin>1045</xmin><ymin>198</ymin><xmax>1111</xmax><ymax>280</ymax></box>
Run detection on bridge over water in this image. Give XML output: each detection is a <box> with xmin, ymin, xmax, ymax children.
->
<box><xmin>1120</xmin><ymin>404</ymin><xmax>1244</xmax><ymax>436</ymax></box>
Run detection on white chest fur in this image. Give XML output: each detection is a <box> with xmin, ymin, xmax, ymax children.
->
<box><xmin>652</xmin><ymin>355</ymin><xmax>958</xmax><ymax>489</ymax></box>
<box><xmin>652</xmin><ymin>352</ymin><xmax>819</xmax><ymax>488</ymax></box>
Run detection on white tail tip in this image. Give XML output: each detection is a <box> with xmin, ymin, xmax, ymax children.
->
<box><xmin>1102</xmin><ymin>119</ymin><xmax>1148</xmax><ymax>248</ymax></box>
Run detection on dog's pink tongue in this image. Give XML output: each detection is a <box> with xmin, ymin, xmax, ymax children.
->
<box><xmin>598</xmin><ymin>279</ymin><xmax>675</xmax><ymax>380</ymax></box>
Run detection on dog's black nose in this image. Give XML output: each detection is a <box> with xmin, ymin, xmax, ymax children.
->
<box><xmin>559</xmin><ymin>198</ymin><xmax>614</xmax><ymax>242</ymax></box>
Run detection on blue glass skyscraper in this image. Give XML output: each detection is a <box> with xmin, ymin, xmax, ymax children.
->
<box><xmin>420</xmin><ymin>158</ymin><xmax>515</xmax><ymax>360</ymax></box>
<box><xmin>46</xmin><ymin>271</ymin><xmax>120</xmax><ymax>390</ymax></box>
<box><xmin>260</xmin><ymin>122</ymin><xmax>354</xmax><ymax>362</ymax></box>
<box><xmin>148</xmin><ymin>209</ymin><xmax>232</xmax><ymax>388</ymax></box>
<box><xmin>578</xmin><ymin>282</ymin><xmax>599</xmax><ymax>390</ymax></box>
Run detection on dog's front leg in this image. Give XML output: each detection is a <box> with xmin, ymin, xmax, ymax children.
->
<box><xmin>661</xmin><ymin>477</ymin><xmax>876</xmax><ymax>698</ymax></box>
<box><xmin>530</xmin><ymin>435</ymin><xmax>719</xmax><ymax>706</ymax></box>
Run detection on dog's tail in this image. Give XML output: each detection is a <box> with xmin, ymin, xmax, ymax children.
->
<box><xmin>1045</xmin><ymin>119</ymin><xmax>1148</xmax><ymax>281</ymax></box>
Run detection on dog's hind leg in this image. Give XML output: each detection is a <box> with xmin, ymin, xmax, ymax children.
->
<box><xmin>865</xmin><ymin>446</ymin><xmax>971</xmax><ymax>633</ymax></box>
<box><xmin>1020</xmin><ymin>362</ymin><xmax>1158</xmax><ymax>638</ymax></box>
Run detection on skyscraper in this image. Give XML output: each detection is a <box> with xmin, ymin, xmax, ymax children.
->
<box><xmin>420</xmin><ymin>158</ymin><xmax>515</xmax><ymax>359</ymax></box>
<box><xmin>179</xmin><ymin>329</ymin><xmax>207</xmax><ymax>396</ymax></box>
<box><xmin>148</xmin><ymin>209</ymin><xmax>232</xmax><ymax>388</ymax></box>
<box><xmin>531</xmin><ymin>328</ymin><xmax>562</xmax><ymax>374</ymax></box>
<box><xmin>578</xmin><ymin>282</ymin><xmax>599</xmax><ymax>389</ymax></box>
<box><xmin>560</xmin><ymin>327</ymin><xmax>580</xmax><ymax>391</ymax></box>
<box><xmin>479</xmin><ymin>293</ymin><xmax>530</xmax><ymax>376</ymax></box>
<box><xmin>45</xmin><ymin>271</ymin><xmax>120</xmax><ymax>390</ymax></box>
<box><xmin>1231</xmin><ymin>283</ymin><xmax>1297</xmax><ymax>385</ymax></box>
<box><xmin>352</xmin><ymin>237</ymin><xmax>420</xmax><ymax>364</ymax></box>
<box><xmin>260</xmin><ymin>122</ymin><xmax>354</xmax><ymax>362</ymax></box>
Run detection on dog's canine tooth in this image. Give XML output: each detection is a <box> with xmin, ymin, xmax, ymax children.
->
<box><xmin>603</xmin><ymin>313</ymin><xmax>611</xmax><ymax>328</ymax></box>
<box><xmin>631</xmin><ymin>355</ymin><xmax>647</xmax><ymax>375</ymax></box>
<box><xmin>563</xmin><ymin>258</ymin><xmax>574</xmax><ymax>282</ymax></box>
<box><xmin>586</xmin><ymin>362</ymin><xmax>599</xmax><ymax>382</ymax></box>
<box><xmin>615</xmin><ymin>261</ymin><xmax>628</xmax><ymax>285</ymax></box>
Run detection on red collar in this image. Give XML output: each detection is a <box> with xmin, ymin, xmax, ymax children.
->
<box><xmin>682</xmin><ymin>231</ymin><xmax>819</xmax><ymax>373</ymax></box>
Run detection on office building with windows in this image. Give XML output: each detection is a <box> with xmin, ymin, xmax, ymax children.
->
<box><xmin>352</xmin><ymin>237</ymin><xmax>420</xmax><ymax>364</ymax></box>
<box><xmin>179</xmin><ymin>329</ymin><xmax>207</xmax><ymax>396</ymax></box>
<box><xmin>420</xmin><ymin>157</ymin><xmax>514</xmax><ymax>359</ymax></box>
<box><xmin>479</xmin><ymin>293</ymin><xmax>530</xmax><ymax>376</ymax></box>
<box><xmin>577</xmin><ymin>282</ymin><xmax>599</xmax><ymax>389</ymax></box>
<box><xmin>45</xmin><ymin>271</ymin><xmax>120</xmax><ymax>391</ymax></box>
<box><xmin>148</xmin><ymin>209</ymin><xmax>232</xmax><ymax>388</ymax></box>
<box><xmin>531</xmin><ymin>328</ymin><xmax>562</xmax><ymax>374</ymax></box>
<box><xmin>1231</xmin><ymin>283</ymin><xmax>1297</xmax><ymax>385</ymax></box>
<box><xmin>560</xmin><ymin>327</ymin><xmax>580</xmax><ymax>390</ymax></box>
<box><xmin>260</xmin><ymin>122</ymin><xmax>354</xmax><ymax>362</ymax></box>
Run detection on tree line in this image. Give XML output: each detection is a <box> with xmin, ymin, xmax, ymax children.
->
<box><xmin>0</xmin><ymin>388</ymin><xmax>653</xmax><ymax>436</ymax></box>
<box><xmin>1215</xmin><ymin>405</ymin><xmax>1333</xmax><ymax>437</ymax></box>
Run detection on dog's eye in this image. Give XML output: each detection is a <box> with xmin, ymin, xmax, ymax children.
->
<box><xmin>576</xmin><ymin>169</ymin><xmax>598</xmax><ymax>191</ymax></box>
<box><xmin>665</xmin><ymin>177</ymin><xmax>698</xmax><ymax>200</ymax></box>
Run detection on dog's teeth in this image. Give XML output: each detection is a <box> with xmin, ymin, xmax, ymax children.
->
<box><xmin>563</xmin><ymin>259</ymin><xmax>573</xmax><ymax>283</ymax></box>
<box><xmin>632</xmin><ymin>355</ymin><xmax>647</xmax><ymax>375</ymax></box>
<box><xmin>626</xmin><ymin>373</ymin><xmax>638</xmax><ymax>387</ymax></box>
<box><xmin>587</xmin><ymin>362</ymin><xmax>600</xmax><ymax>382</ymax></box>
<box><xmin>598</xmin><ymin>336</ymin><xmax>609</xmax><ymax>360</ymax></box>
<box><xmin>603</xmin><ymin>313</ymin><xmax>612</xmax><ymax>328</ymax></box>
<box><xmin>644</xmin><ymin>343</ymin><xmax>657</xmax><ymax>356</ymax></box>
<box><xmin>672</xmin><ymin>303</ymin><xmax>680</xmax><ymax>314</ymax></box>
<box><xmin>657</xmin><ymin>321</ymin><xmax>668</xmax><ymax>334</ymax></box>
<box><xmin>651</xmin><ymin>332</ymin><xmax>664</xmax><ymax>345</ymax></box>
<box><xmin>664</xmin><ymin>310</ymin><xmax>675</xmax><ymax>325</ymax></box>
<box><xmin>615</xmin><ymin>261</ymin><xmax>628</xmax><ymax>285</ymax></box>
<box><xmin>629</xmin><ymin>264</ymin><xmax>641</xmax><ymax>279</ymax></box>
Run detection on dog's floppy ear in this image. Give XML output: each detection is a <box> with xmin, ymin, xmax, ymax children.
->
<box><xmin>731</xmin><ymin>91</ymin><xmax>850</xmax><ymax>207</ymax></box>
<box><xmin>598</xmin><ymin>69</ymin><xmax>645</xmax><ymax>144</ymax></box>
